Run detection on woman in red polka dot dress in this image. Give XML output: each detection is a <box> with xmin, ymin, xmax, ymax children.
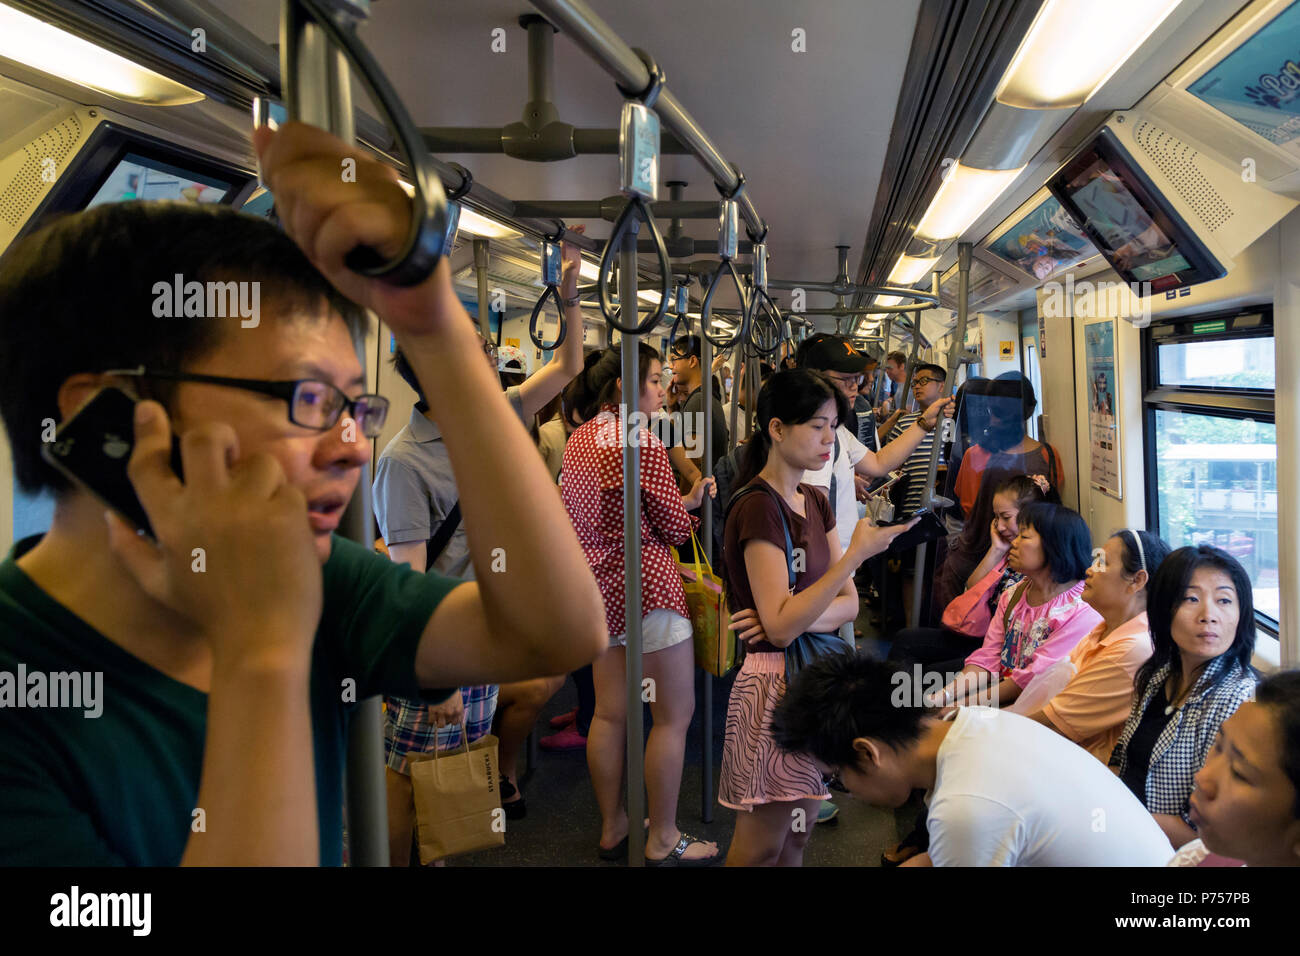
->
<box><xmin>561</xmin><ymin>344</ymin><xmax>720</xmax><ymax>866</ymax></box>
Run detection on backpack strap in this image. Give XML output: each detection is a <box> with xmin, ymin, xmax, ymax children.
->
<box><xmin>425</xmin><ymin>501</ymin><xmax>462</xmax><ymax>570</ymax></box>
<box><xmin>828</xmin><ymin>431</ymin><xmax>841</xmax><ymax>512</ymax></box>
<box><xmin>1001</xmin><ymin>579</ymin><xmax>1031</xmax><ymax>635</ymax></box>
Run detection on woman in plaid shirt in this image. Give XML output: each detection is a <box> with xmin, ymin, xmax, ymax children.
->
<box><xmin>1111</xmin><ymin>545</ymin><xmax>1258</xmax><ymax>850</ymax></box>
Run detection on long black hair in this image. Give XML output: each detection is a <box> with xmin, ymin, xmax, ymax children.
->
<box><xmin>732</xmin><ymin>368</ymin><xmax>849</xmax><ymax>494</ymax></box>
<box><xmin>1136</xmin><ymin>545</ymin><xmax>1256</xmax><ymax>701</ymax></box>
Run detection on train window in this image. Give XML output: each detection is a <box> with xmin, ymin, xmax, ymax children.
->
<box><xmin>1156</xmin><ymin>336</ymin><xmax>1275</xmax><ymax>391</ymax></box>
<box><xmin>1143</xmin><ymin>308</ymin><xmax>1278</xmax><ymax>629</ymax></box>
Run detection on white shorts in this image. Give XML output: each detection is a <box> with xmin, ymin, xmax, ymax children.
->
<box><xmin>610</xmin><ymin>609</ymin><xmax>693</xmax><ymax>654</ymax></box>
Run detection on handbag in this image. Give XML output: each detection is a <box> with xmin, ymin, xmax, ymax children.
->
<box><xmin>407</xmin><ymin>722</ymin><xmax>504</xmax><ymax>863</ymax></box>
<box><xmin>678</xmin><ymin>531</ymin><xmax>736</xmax><ymax>677</ymax></box>
<box><xmin>728</xmin><ymin>483</ymin><xmax>846</xmax><ymax>683</ymax></box>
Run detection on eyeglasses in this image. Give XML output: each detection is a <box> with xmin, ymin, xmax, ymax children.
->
<box><xmin>912</xmin><ymin>377</ymin><xmax>941</xmax><ymax>388</ymax></box>
<box><xmin>105</xmin><ymin>367</ymin><xmax>390</xmax><ymax>438</ymax></box>
<box><xmin>820</xmin><ymin>765</ymin><xmax>845</xmax><ymax>792</ymax></box>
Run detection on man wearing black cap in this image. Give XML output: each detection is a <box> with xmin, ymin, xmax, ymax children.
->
<box><xmin>795</xmin><ymin>334</ymin><xmax>953</xmax><ymax>565</ymax></box>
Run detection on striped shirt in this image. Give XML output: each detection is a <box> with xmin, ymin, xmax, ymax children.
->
<box><xmin>887</xmin><ymin>412</ymin><xmax>943</xmax><ymax>512</ymax></box>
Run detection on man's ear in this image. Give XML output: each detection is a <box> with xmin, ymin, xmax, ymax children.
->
<box><xmin>56</xmin><ymin>373</ymin><xmax>113</xmax><ymax>422</ymax></box>
<box><xmin>854</xmin><ymin>736</ymin><xmax>885</xmax><ymax>772</ymax></box>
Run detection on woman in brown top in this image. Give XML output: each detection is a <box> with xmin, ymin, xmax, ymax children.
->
<box><xmin>719</xmin><ymin>369</ymin><xmax>913</xmax><ymax>866</ymax></box>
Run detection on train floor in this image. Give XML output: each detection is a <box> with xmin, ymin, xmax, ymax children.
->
<box><xmin>443</xmin><ymin>585</ymin><xmax>925</xmax><ymax>867</ymax></box>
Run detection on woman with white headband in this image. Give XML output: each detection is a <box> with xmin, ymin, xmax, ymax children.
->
<box><xmin>1024</xmin><ymin>528</ymin><xmax>1171</xmax><ymax>763</ymax></box>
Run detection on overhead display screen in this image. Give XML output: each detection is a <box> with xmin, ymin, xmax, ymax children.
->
<box><xmin>1187</xmin><ymin>0</ymin><xmax>1300</xmax><ymax>158</ymax></box>
<box><xmin>985</xmin><ymin>195</ymin><xmax>1099</xmax><ymax>282</ymax></box>
<box><xmin>86</xmin><ymin>152</ymin><xmax>232</xmax><ymax>207</ymax></box>
<box><xmin>1048</xmin><ymin>130</ymin><xmax>1225</xmax><ymax>292</ymax></box>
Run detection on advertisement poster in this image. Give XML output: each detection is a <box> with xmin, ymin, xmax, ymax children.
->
<box><xmin>1187</xmin><ymin>1</ymin><xmax>1300</xmax><ymax>159</ymax></box>
<box><xmin>1084</xmin><ymin>317</ymin><xmax>1122</xmax><ymax>498</ymax></box>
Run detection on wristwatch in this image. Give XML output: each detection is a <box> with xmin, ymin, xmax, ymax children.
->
<box><xmin>563</xmin><ymin>294</ymin><xmax>582</xmax><ymax>307</ymax></box>
<box><xmin>917</xmin><ymin>416</ymin><xmax>937</xmax><ymax>433</ymax></box>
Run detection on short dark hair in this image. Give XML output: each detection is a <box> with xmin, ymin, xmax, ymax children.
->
<box><xmin>886</xmin><ymin>351</ymin><xmax>907</xmax><ymax>367</ymax></box>
<box><xmin>671</xmin><ymin>334</ymin><xmax>702</xmax><ymax>363</ymax></box>
<box><xmin>772</xmin><ymin>652</ymin><xmax>928</xmax><ymax>767</ymax></box>
<box><xmin>0</xmin><ymin>201</ymin><xmax>366</xmax><ymax>493</ymax></box>
<box><xmin>1139</xmin><ymin>545</ymin><xmax>1256</xmax><ymax>700</ymax></box>
<box><xmin>914</xmin><ymin>363</ymin><xmax>946</xmax><ymax>382</ymax></box>
<box><xmin>392</xmin><ymin>346</ymin><xmax>427</xmax><ymax>411</ymax></box>
<box><xmin>1255</xmin><ymin>670</ymin><xmax>1300</xmax><ymax>820</ymax></box>
<box><xmin>1017</xmin><ymin>501</ymin><xmax>1092</xmax><ymax>584</ymax></box>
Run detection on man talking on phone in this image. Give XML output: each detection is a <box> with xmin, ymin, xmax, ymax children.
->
<box><xmin>0</xmin><ymin>122</ymin><xmax>606</xmax><ymax>865</ymax></box>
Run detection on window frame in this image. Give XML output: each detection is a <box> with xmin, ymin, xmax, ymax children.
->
<box><xmin>1141</xmin><ymin>304</ymin><xmax>1278</xmax><ymax>635</ymax></box>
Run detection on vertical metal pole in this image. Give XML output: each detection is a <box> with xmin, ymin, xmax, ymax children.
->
<box><xmin>875</xmin><ymin>315</ymin><xmax>893</xmax><ymax>407</ymax></box>
<box><xmin>619</xmin><ymin>227</ymin><xmax>646</xmax><ymax>867</ymax></box>
<box><xmin>282</xmin><ymin>0</ymin><xmax>387</xmax><ymax>867</ymax></box>
<box><xmin>900</xmin><ymin>318</ymin><xmax>922</xmax><ymax>415</ymax></box>
<box><xmin>473</xmin><ymin>239</ymin><xmax>493</xmax><ymax>340</ymax></box>
<box><xmin>909</xmin><ymin>268</ymin><xmax>956</xmax><ymax>630</ymax></box>
<box><xmin>699</xmin><ymin>329</ymin><xmax>714</xmax><ymax>823</ymax></box>
<box><xmin>728</xmin><ymin>344</ymin><xmax>742</xmax><ymax>448</ymax></box>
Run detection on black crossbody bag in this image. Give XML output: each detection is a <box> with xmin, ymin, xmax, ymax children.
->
<box><xmin>728</xmin><ymin>483</ymin><xmax>847</xmax><ymax>682</ymax></box>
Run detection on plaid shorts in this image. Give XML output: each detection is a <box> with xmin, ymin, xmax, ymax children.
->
<box><xmin>383</xmin><ymin>684</ymin><xmax>499</xmax><ymax>775</ymax></box>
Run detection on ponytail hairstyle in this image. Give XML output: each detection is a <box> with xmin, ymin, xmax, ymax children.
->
<box><xmin>732</xmin><ymin>368</ymin><xmax>849</xmax><ymax>493</ymax></box>
<box><xmin>570</xmin><ymin>343</ymin><xmax>660</xmax><ymax>422</ymax></box>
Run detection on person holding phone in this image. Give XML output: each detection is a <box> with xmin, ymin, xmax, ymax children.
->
<box><xmin>718</xmin><ymin>369</ymin><xmax>917</xmax><ymax>865</ymax></box>
<box><xmin>0</xmin><ymin>121</ymin><xmax>606</xmax><ymax>865</ymax></box>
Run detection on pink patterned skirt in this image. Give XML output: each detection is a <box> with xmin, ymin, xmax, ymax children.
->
<box><xmin>718</xmin><ymin>652</ymin><xmax>831</xmax><ymax>811</ymax></box>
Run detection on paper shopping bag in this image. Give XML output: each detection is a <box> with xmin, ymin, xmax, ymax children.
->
<box><xmin>407</xmin><ymin>730</ymin><xmax>505</xmax><ymax>863</ymax></box>
<box><xmin>678</xmin><ymin>532</ymin><xmax>735</xmax><ymax>677</ymax></box>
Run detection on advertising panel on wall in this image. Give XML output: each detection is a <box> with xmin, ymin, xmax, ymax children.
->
<box><xmin>1084</xmin><ymin>317</ymin><xmax>1122</xmax><ymax>498</ymax></box>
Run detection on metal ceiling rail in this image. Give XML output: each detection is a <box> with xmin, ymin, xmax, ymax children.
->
<box><xmin>527</xmin><ymin>0</ymin><xmax>769</xmax><ymax>242</ymax></box>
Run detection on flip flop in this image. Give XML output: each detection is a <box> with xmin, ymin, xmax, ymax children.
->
<box><xmin>645</xmin><ymin>833</ymin><xmax>722</xmax><ymax>867</ymax></box>
<box><xmin>597</xmin><ymin>834</ymin><xmax>628</xmax><ymax>862</ymax></box>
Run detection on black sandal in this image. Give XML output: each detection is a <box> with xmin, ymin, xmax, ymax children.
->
<box><xmin>500</xmin><ymin>775</ymin><xmax>526</xmax><ymax>820</ymax></box>
<box><xmin>645</xmin><ymin>833</ymin><xmax>722</xmax><ymax>867</ymax></box>
<box><xmin>880</xmin><ymin>827</ymin><xmax>927</xmax><ymax>867</ymax></box>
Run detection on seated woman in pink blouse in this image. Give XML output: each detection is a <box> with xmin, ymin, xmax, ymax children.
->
<box><xmin>561</xmin><ymin>344</ymin><xmax>717</xmax><ymax>865</ymax></box>
<box><xmin>937</xmin><ymin>502</ymin><xmax>1101</xmax><ymax>710</ymax></box>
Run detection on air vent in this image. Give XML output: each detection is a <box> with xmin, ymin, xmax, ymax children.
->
<box><xmin>0</xmin><ymin>113</ymin><xmax>84</xmax><ymax>229</ymax></box>
<box><xmin>1133</xmin><ymin>120</ymin><xmax>1234</xmax><ymax>233</ymax></box>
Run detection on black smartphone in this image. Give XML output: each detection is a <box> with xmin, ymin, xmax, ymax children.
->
<box><xmin>40</xmin><ymin>387</ymin><xmax>183</xmax><ymax>539</ymax></box>
<box><xmin>880</xmin><ymin>506</ymin><xmax>931</xmax><ymax>527</ymax></box>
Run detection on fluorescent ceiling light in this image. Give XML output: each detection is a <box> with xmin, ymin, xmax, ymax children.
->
<box><xmin>458</xmin><ymin>207</ymin><xmax>521</xmax><ymax>240</ymax></box>
<box><xmin>915</xmin><ymin>163</ymin><xmax>1023</xmax><ymax>241</ymax></box>
<box><xmin>995</xmin><ymin>0</ymin><xmax>1182</xmax><ymax>109</ymax></box>
<box><xmin>0</xmin><ymin>5</ymin><xmax>203</xmax><ymax>106</ymax></box>
<box><xmin>578</xmin><ymin>259</ymin><xmax>601</xmax><ymax>282</ymax></box>
<box><xmin>887</xmin><ymin>255</ymin><xmax>939</xmax><ymax>285</ymax></box>
<box><xmin>874</xmin><ymin>295</ymin><xmax>905</xmax><ymax>308</ymax></box>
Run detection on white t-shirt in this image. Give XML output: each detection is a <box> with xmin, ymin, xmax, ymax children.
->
<box><xmin>803</xmin><ymin>424</ymin><xmax>867</xmax><ymax>554</ymax></box>
<box><xmin>927</xmin><ymin>708</ymin><xmax>1174</xmax><ymax>867</ymax></box>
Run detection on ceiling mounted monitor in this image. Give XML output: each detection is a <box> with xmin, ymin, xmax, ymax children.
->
<box><xmin>1185</xmin><ymin>0</ymin><xmax>1300</xmax><ymax>160</ymax></box>
<box><xmin>1047</xmin><ymin>127</ymin><xmax>1225</xmax><ymax>292</ymax></box>
<box><xmin>984</xmin><ymin>192</ymin><xmax>1100</xmax><ymax>283</ymax></box>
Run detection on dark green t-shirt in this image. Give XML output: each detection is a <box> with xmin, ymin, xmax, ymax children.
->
<box><xmin>0</xmin><ymin>533</ymin><xmax>458</xmax><ymax>866</ymax></box>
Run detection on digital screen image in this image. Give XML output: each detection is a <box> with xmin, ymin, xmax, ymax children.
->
<box><xmin>985</xmin><ymin>195</ymin><xmax>1099</xmax><ymax>281</ymax></box>
<box><xmin>86</xmin><ymin>153</ymin><xmax>232</xmax><ymax>208</ymax></box>
<box><xmin>1188</xmin><ymin>0</ymin><xmax>1300</xmax><ymax>157</ymax></box>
